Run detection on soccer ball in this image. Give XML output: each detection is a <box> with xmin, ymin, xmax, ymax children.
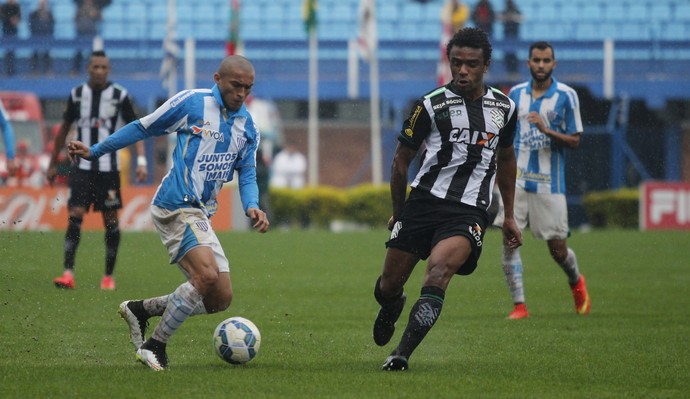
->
<box><xmin>213</xmin><ymin>317</ymin><xmax>261</xmax><ymax>364</ymax></box>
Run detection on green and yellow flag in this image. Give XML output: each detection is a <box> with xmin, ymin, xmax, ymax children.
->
<box><xmin>226</xmin><ymin>0</ymin><xmax>240</xmax><ymax>55</ymax></box>
<box><xmin>303</xmin><ymin>0</ymin><xmax>317</xmax><ymax>34</ymax></box>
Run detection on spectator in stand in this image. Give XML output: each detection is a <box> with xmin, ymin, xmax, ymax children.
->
<box><xmin>471</xmin><ymin>0</ymin><xmax>495</xmax><ymax>38</ymax></box>
<box><xmin>73</xmin><ymin>0</ymin><xmax>111</xmax><ymax>73</ymax></box>
<box><xmin>0</xmin><ymin>0</ymin><xmax>21</xmax><ymax>76</ymax></box>
<box><xmin>29</xmin><ymin>0</ymin><xmax>55</xmax><ymax>75</ymax></box>
<box><xmin>440</xmin><ymin>0</ymin><xmax>469</xmax><ymax>32</ymax></box>
<box><xmin>500</xmin><ymin>0</ymin><xmax>522</xmax><ymax>74</ymax></box>
<box><xmin>270</xmin><ymin>142</ymin><xmax>306</xmax><ymax>190</ymax></box>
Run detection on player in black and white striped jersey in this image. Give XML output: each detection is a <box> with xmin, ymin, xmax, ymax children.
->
<box><xmin>373</xmin><ymin>27</ymin><xmax>523</xmax><ymax>371</ymax></box>
<box><xmin>47</xmin><ymin>50</ymin><xmax>148</xmax><ymax>291</ymax></box>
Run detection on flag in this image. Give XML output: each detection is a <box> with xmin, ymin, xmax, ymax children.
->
<box><xmin>226</xmin><ymin>0</ymin><xmax>241</xmax><ymax>55</ymax></box>
<box><xmin>436</xmin><ymin>20</ymin><xmax>453</xmax><ymax>86</ymax></box>
<box><xmin>303</xmin><ymin>0</ymin><xmax>317</xmax><ymax>34</ymax></box>
<box><xmin>357</xmin><ymin>0</ymin><xmax>377</xmax><ymax>62</ymax></box>
<box><xmin>160</xmin><ymin>0</ymin><xmax>180</xmax><ymax>94</ymax></box>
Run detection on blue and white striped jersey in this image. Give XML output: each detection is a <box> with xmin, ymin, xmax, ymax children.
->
<box><xmin>90</xmin><ymin>85</ymin><xmax>261</xmax><ymax>218</ymax></box>
<box><xmin>508</xmin><ymin>77</ymin><xmax>583</xmax><ymax>194</ymax></box>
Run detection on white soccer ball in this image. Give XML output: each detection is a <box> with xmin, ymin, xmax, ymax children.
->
<box><xmin>213</xmin><ymin>317</ymin><xmax>261</xmax><ymax>364</ymax></box>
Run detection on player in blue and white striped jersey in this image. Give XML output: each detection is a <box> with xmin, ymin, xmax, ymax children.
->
<box><xmin>501</xmin><ymin>41</ymin><xmax>590</xmax><ymax>320</ymax></box>
<box><xmin>69</xmin><ymin>55</ymin><xmax>270</xmax><ymax>371</ymax></box>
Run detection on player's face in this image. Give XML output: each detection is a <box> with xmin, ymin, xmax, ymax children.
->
<box><xmin>448</xmin><ymin>46</ymin><xmax>489</xmax><ymax>99</ymax></box>
<box><xmin>87</xmin><ymin>55</ymin><xmax>110</xmax><ymax>89</ymax></box>
<box><xmin>528</xmin><ymin>47</ymin><xmax>556</xmax><ymax>84</ymax></box>
<box><xmin>215</xmin><ymin>67</ymin><xmax>254</xmax><ymax>112</ymax></box>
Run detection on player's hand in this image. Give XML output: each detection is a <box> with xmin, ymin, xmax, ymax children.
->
<box><xmin>67</xmin><ymin>140</ymin><xmax>91</xmax><ymax>162</ymax></box>
<box><xmin>6</xmin><ymin>158</ymin><xmax>17</xmax><ymax>177</ymax></box>
<box><xmin>135</xmin><ymin>165</ymin><xmax>148</xmax><ymax>183</ymax></box>
<box><xmin>501</xmin><ymin>215</ymin><xmax>523</xmax><ymax>249</ymax></box>
<box><xmin>527</xmin><ymin>111</ymin><xmax>547</xmax><ymax>133</ymax></box>
<box><xmin>46</xmin><ymin>165</ymin><xmax>57</xmax><ymax>187</ymax></box>
<box><xmin>387</xmin><ymin>216</ymin><xmax>396</xmax><ymax>231</ymax></box>
<box><xmin>247</xmin><ymin>208</ymin><xmax>270</xmax><ymax>233</ymax></box>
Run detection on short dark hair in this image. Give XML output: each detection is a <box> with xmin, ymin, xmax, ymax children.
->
<box><xmin>445</xmin><ymin>27</ymin><xmax>493</xmax><ymax>64</ymax></box>
<box><xmin>528</xmin><ymin>41</ymin><xmax>555</xmax><ymax>59</ymax></box>
<box><xmin>91</xmin><ymin>50</ymin><xmax>107</xmax><ymax>58</ymax></box>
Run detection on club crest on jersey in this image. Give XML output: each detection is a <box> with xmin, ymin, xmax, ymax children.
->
<box><xmin>449</xmin><ymin>128</ymin><xmax>498</xmax><ymax>149</ymax></box>
<box><xmin>191</xmin><ymin>124</ymin><xmax>225</xmax><ymax>143</ymax></box>
<box><xmin>236</xmin><ymin>135</ymin><xmax>247</xmax><ymax>151</ymax></box>
<box><xmin>490</xmin><ymin>108</ymin><xmax>505</xmax><ymax>129</ymax></box>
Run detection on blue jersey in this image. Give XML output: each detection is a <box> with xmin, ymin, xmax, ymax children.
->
<box><xmin>0</xmin><ymin>101</ymin><xmax>15</xmax><ymax>160</ymax></box>
<box><xmin>508</xmin><ymin>77</ymin><xmax>582</xmax><ymax>194</ymax></box>
<box><xmin>90</xmin><ymin>85</ymin><xmax>261</xmax><ymax>217</ymax></box>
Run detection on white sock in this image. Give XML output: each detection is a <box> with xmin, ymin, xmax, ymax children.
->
<box><xmin>151</xmin><ymin>282</ymin><xmax>204</xmax><ymax>343</ymax></box>
<box><xmin>144</xmin><ymin>294</ymin><xmax>208</xmax><ymax>317</ymax></box>
<box><xmin>558</xmin><ymin>248</ymin><xmax>581</xmax><ymax>286</ymax></box>
<box><xmin>502</xmin><ymin>246</ymin><xmax>525</xmax><ymax>304</ymax></box>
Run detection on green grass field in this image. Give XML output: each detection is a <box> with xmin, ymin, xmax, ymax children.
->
<box><xmin>1</xmin><ymin>228</ymin><xmax>689</xmax><ymax>398</ymax></box>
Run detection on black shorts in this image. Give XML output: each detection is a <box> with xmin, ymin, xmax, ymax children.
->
<box><xmin>386</xmin><ymin>189</ymin><xmax>489</xmax><ymax>275</ymax></box>
<box><xmin>67</xmin><ymin>168</ymin><xmax>122</xmax><ymax>212</ymax></box>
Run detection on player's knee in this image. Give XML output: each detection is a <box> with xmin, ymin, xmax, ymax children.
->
<box><xmin>204</xmin><ymin>289</ymin><xmax>233</xmax><ymax>314</ymax></box>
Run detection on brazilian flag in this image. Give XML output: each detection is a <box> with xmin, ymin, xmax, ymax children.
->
<box><xmin>303</xmin><ymin>0</ymin><xmax>317</xmax><ymax>34</ymax></box>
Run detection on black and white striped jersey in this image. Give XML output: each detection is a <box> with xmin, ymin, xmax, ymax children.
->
<box><xmin>63</xmin><ymin>82</ymin><xmax>137</xmax><ymax>172</ymax></box>
<box><xmin>398</xmin><ymin>84</ymin><xmax>518</xmax><ymax>211</ymax></box>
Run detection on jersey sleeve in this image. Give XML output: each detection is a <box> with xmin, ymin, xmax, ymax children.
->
<box><xmin>62</xmin><ymin>91</ymin><xmax>79</xmax><ymax>125</ymax></box>
<box><xmin>564</xmin><ymin>90</ymin><xmax>583</xmax><ymax>134</ymax></box>
<box><xmin>498</xmin><ymin>101</ymin><xmax>518</xmax><ymax>148</ymax></box>
<box><xmin>120</xmin><ymin>95</ymin><xmax>137</xmax><ymax>124</ymax></box>
<box><xmin>398</xmin><ymin>98</ymin><xmax>431</xmax><ymax>150</ymax></box>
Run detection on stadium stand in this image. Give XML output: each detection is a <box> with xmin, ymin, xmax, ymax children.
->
<box><xmin>1</xmin><ymin>0</ymin><xmax>689</xmax><ymax>108</ymax></box>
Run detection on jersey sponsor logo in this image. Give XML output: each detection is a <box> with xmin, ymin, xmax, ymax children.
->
<box><xmin>483</xmin><ymin>99</ymin><xmax>511</xmax><ymax>109</ymax></box>
<box><xmin>104</xmin><ymin>189</ymin><xmax>121</xmax><ymax>207</ymax></box>
<box><xmin>170</xmin><ymin>90</ymin><xmax>194</xmax><ymax>108</ymax></box>
<box><xmin>198</xmin><ymin>152</ymin><xmax>238</xmax><ymax>181</ymax></box>
<box><xmin>449</xmin><ymin>128</ymin><xmax>498</xmax><ymax>149</ymax></box>
<box><xmin>432</xmin><ymin>98</ymin><xmax>464</xmax><ymax>110</ymax></box>
<box><xmin>76</xmin><ymin>117</ymin><xmax>113</xmax><ymax>130</ymax></box>
<box><xmin>519</xmin><ymin>126</ymin><xmax>550</xmax><ymax>150</ymax></box>
<box><xmin>517</xmin><ymin>168</ymin><xmax>551</xmax><ymax>183</ymax></box>
<box><xmin>191</xmin><ymin>124</ymin><xmax>225</xmax><ymax>143</ymax></box>
<box><xmin>435</xmin><ymin>107</ymin><xmax>463</xmax><ymax>122</ymax></box>
<box><xmin>469</xmin><ymin>223</ymin><xmax>483</xmax><ymax>247</ymax></box>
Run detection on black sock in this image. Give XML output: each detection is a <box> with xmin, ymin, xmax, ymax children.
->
<box><xmin>394</xmin><ymin>285</ymin><xmax>445</xmax><ymax>359</ymax></box>
<box><xmin>104</xmin><ymin>224</ymin><xmax>120</xmax><ymax>276</ymax></box>
<box><xmin>374</xmin><ymin>275</ymin><xmax>403</xmax><ymax>307</ymax></box>
<box><xmin>64</xmin><ymin>216</ymin><xmax>83</xmax><ymax>270</ymax></box>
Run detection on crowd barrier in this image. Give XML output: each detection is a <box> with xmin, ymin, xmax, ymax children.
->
<box><xmin>0</xmin><ymin>186</ymin><xmax>233</xmax><ymax>232</ymax></box>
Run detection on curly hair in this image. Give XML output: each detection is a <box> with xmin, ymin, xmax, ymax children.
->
<box><xmin>445</xmin><ymin>27</ymin><xmax>493</xmax><ymax>64</ymax></box>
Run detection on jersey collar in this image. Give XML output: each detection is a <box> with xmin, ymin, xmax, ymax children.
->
<box><xmin>527</xmin><ymin>76</ymin><xmax>559</xmax><ymax>98</ymax></box>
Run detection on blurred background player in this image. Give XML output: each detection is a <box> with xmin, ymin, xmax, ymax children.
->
<box><xmin>69</xmin><ymin>55</ymin><xmax>269</xmax><ymax>371</ymax></box>
<box><xmin>0</xmin><ymin>99</ymin><xmax>16</xmax><ymax>180</ymax></box>
<box><xmin>47</xmin><ymin>50</ymin><xmax>147</xmax><ymax>290</ymax></box>
<box><xmin>500</xmin><ymin>41</ymin><xmax>590</xmax><ymax>319</ymax></box>
<box><xmin>372</xmin><ymin>27</ymin><xmax>522</xmax><ymax>371</ymax></box>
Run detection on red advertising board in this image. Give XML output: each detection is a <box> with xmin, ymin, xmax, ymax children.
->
<box><xmin>0</xmin><ymin>186</ymin><xmax>232</xmax><ymax>231</ymax></box>
<box><xmin>640</xmin><ymin>182</ymin><xmax>690</xmax><ymax>230</ymax></box>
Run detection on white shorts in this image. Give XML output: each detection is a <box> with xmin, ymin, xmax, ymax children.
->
<box><xmin>494</xmin><ymin>187</ymin><xmax>569</xmax><ymax>240</ymax></box>
<box><xmin>151</xmin><ymin>205</ymin><xmax>230</xmax><ymax>274</ymax></box>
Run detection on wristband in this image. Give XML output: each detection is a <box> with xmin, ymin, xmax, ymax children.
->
<box><xmin>137</xmin><ymin>155</ymin><xmax>148</xmax><ymax>167</ymax></box>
